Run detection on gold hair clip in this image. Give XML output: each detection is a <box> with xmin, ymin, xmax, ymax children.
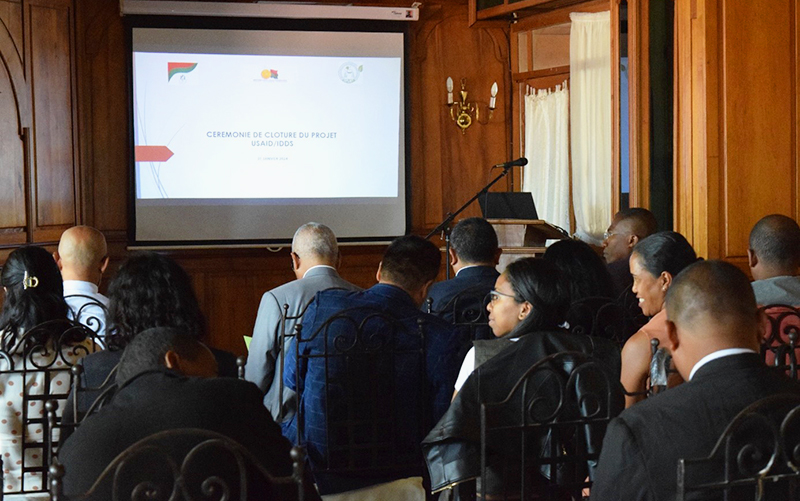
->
<box><xmin>22</xmin><ymin>271</ymin><xmax>39</xmax><ymax>290</ymax></box>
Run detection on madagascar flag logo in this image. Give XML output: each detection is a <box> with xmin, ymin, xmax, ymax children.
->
<box><xmin>168</xmin><ymin>62</ymin><xmax>198</xmax><ymax>82</ymax></box>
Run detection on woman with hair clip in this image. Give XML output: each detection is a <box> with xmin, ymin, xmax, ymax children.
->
<box><xmin>424</xmin><ymin>257</ymin><xmax>622</xmax><ymax>499</ymax></box>
<box><xmin>0</xmin><ymin>245</ymin><xmax>98</xmax><ymax>498</ymax></box>
<box><xmin>621</xmin><ymin>231</ymin><xmax>698</xmax><ymax>408</ymax></box>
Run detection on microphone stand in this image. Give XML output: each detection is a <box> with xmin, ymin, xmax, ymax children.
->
<box><xmin>425</xmin><ymin>164</ymin><xmax>515</xmax><ymax>279</ymax></box>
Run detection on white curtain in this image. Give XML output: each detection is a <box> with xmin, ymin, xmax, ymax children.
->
<box><xmin>522</xmin><ymin>84</ymin><xmax>570</xmax><ymax>232</ymax></box>
<box><xmin>570</xmin><ymin>11</ymin><xmax>612</xmax><ymax>245</ymax></box>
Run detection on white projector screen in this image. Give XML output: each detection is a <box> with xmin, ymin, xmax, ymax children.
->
<box><xmin>130</xmin><ymin>24</ymin><xmax>407</xmax><ymax>244</ymax></box>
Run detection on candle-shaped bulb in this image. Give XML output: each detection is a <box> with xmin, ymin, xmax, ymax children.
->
<box><xmin>489</xmin><ymin>81</ymin><xmax>498</xmax><ymax>110</ymax></box>
<box><xmin>446</xmin><ymin>77</ymin><xmax>454</xmax><ymax>105</ymax></box>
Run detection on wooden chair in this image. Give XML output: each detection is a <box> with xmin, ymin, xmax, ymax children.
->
<box><xmin>48</xmin><ymin>426</ymin><xmax>307</xmax><ymax>501</ymax></box>
<box><xmin>759</xmin><ymin>304</ymin><xmax>800</xmax><ymax>380</ymax></box>
<box><xmin>479</xmin><ymin>351</ymin><xmax>624</xmax><ymax>500</ymax></box>
<box><xmin>677</xmin><ymin>394</ymin><xmax>800</xmax><ymax>500</ymax></box>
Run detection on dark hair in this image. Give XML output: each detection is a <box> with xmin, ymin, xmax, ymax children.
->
<box><xmin>632</xmin><ymin>231</ymin><xmax>697</xmax><ymax>278</ymax></box>
<box><xmin>106</xmin><ymin>253</ymin><xmax>205</xmax><ymax>349</ymax></box>
<box><xmin>749</xmin><ymin>214</ymin><xmax>800</xmax><ymax>268</ymax></box>
<box><xmin>115</xmin><ymin>327</ymin><xmax>209</xmax><ymax>385</ymax></box>
<box><xmin>616</xmin><ymin>208</ymin><xmax>658</xmax><ymax>238</ymax></box>
<box><xmin>543</xmin><ymin>239</ymin><xmax>614</xmax><ymax>301</ymax></box>
<box><xmin>380</xmin><ymin>235</ymin><xmax>441</xmax><ymax>292</ymax></box>
<box><xmin>504</xmin><ymin>258</ymin><xmax>570</xmax><ymax>335</ymax></box>
<box><xmin>0</xmin><ymin>246</ymin><xmax>69</xmax><ymax>346</ymax></box>
<box><xmin>450</xmin><ymin>218</ymin><xmax>498</xmax><ymax>264</ymax></box>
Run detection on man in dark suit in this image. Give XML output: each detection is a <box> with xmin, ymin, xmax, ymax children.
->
<box><xmin>591</xmin><ymin>260</ymin><xmax>800</xmax><ymax>501</ymax></box>
<box><xmin>246</xmin><ymin>222</ymin><xmax>360</xmax><ymax>423</ymax></box>
<box><xmin>426</xmin><ymin>218</ymin><xmax>500</xmax><ymax>339</ymax></box>
<box><xmin>59</xmin><ymin>327</ymin><xmax>319</xmax><ymax>501</ymax></box>
<box><xmin>283</xmin><ymin>235</ymin><xmax>467</xmax><ymax>495</ymax></box>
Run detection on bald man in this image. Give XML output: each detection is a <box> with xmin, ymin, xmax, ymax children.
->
<box><xmin>748</xmin><ymin>214</ymin><xmax>800</xmax><ymax>305</ymax></box>
<box><xmin>591</xmin><ymin>261</ymin><xmax>800</xmax><ymax>500</ymax></box>
<box><xmin>245</xmin><ymin>222</ymin><xmax>360</xmax><ymax>423</ymax></box>
<box><xmin>602</xmin><ymin>208</ymin><xmax>658</xmax><ymax>298</ymax></box>
<box><xmin>55</xmin><ymin>226</ymin><xmax>110</xmax><ymax>337</ymax></box>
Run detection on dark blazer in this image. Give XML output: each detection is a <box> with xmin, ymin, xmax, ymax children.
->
<box><xmin>58</xmin><ymin>370</ymin><xmax>320</xmax><ymax>500</ymax></box>
<box><xmin>591</xmin><ymin>353</ymin><xmax>800</xmax><ymax>501</ymax></box>
<box><xmin>607</xmin><ymin>258</ymin><xmax>633</xmax><ymax>299</ymax></box>
<box><xmin>283</xmin><ymin>283</ymin><xmax>469</xmax><ymax>495</ymax></box>
<box><xmin>422</xmin><ymin>329</ymin><xmax>622</xmax><ymax>493</ymax></box>
<box><xmin>427</xmin><ymin>266</ymin><xmax>499</xmax><ymax>342</ymax></box>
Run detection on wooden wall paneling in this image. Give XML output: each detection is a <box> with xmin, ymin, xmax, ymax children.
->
<box><xmin>610</xmin><ymin>0</ymin><xmax>620</xmax><ymax>213</ymax></box>
<box><xmin>24</xmin><ymin>0</ymin><xmax>78</xmax><ymax>242</ymax></box>
<box><xmin>673</xmin><ymin>0</ymin><xmax>692</xmax><ymax>244</ymax></box>
<box><xmin>627</xmin><ymin>0</ymin><xmax>649</xmax><ymax>208</ymax></box>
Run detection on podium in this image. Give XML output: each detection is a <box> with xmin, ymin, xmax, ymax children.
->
<box><xmin>488</xmin><ymin>219</ymin><xmax>568</xmax><ymax>271</ymax></box>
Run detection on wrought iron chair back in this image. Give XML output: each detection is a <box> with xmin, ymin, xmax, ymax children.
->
<box><xmin>0</xmin><ymin>319</ymin><xmax>101</xmax><ymax>496</ymax></box>
<box><xmin>64</xmin><ymin>294</ymin><xmax>109</xmax><ymax>341</ymax></box>
<box><xmin>759</xmin><ymin>304</ymin><xmax>800</xmax><ymax>380</ymax></box>
<box><xmin>566</xmin><ymin>296</ymin><xmax>627</xmax><ymax>344</ymax></box>
<box><xmin>617</xmin><ymin>286</ymin><xmax>648</xmax><ymax>343</ymax></box>
<box><xmin>677</xmin><ymin>394</ymin><xmax>800</xmax><ymax>500</ymax></box>
<box><xmin>479</xmin><ymin>351</ymin><xmax>624</xmax><ymax>501</ymax></box>
<box><xmin>48</xmin><ymin>427</ymin><xmax>307</xmax><ymax>501</ymax></box>
<box><xmin>426</xmin><ymin>286</ymin><xmax>492</xmax><ymax>341</ymax></box>
<box><xmin>276</xmin><ymin>299</ymin><xmax>315</xmax><ymax>423</ymax></box>
<box><xmin>294</xmin><ymin>307</ymin><xmax>428</xmax><ymax>481</ymax></box>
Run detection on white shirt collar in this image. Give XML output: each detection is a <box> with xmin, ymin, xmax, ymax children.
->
<box><xmin>688</xmin><ymin>348</ymin><xmax>757</xmax><ymax>381</ymax></box>
<box><xmin>62</xmin><ymin>280</ymin><xmax>99</xmax><ymax>294</ymax></box>
<box><xmin>303</xmin><ymin>265</ymin><xmax>336</xmax><ymax>278</ymax></box>
<box><xmin>455</xmin><ymin>264</ymin><xmax>482</xmax><ymax>277</ymax></box>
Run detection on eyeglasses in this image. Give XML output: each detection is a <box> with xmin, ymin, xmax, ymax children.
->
<box><xmin>489</xmin><ymin>290</ymin><xmax>520</xmax><ymax>303</ymax></box>
<box><xmin>603</xmin><ymin>231</ymin><xmax>624</xmax><ymax>240</ymax></box>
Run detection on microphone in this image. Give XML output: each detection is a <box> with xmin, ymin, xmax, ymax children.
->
<box><xmin>493</xmin><ymin>157</ymin><xmax>528</xmax><ymax>169</ymax></box>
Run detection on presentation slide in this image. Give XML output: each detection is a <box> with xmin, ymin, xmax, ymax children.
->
<box><xmin>130</xmin><ymin>26</ymin><xmax>407</xmax><ymax>243</ymax></box>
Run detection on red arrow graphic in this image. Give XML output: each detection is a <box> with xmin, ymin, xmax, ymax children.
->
<box><xmin>135</xmin><ymin>146</ymin><xmax>174</xmax><ymax>162</ymax></box>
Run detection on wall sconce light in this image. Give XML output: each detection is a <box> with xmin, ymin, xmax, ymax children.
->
<box><xmin>446</xmin><ymin>77</ymin><xmax>498</xmax><ymax>134</ymax></box>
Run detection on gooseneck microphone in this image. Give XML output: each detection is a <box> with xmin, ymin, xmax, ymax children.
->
<box><xmin>492</xmin><ymin>157</ymin><xmax>528</xmax><ymax>169</ymax></box>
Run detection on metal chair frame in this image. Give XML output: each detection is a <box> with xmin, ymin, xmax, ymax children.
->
<box><xmin>426</xmin><ymin>285</ymin><xmax>492</xmax><ymax>341</ymax></box>
<box><xmin>64</xmin><ymin>294</ymin><xmax>109</xmax><ymax>341</ymax></box>
<box><xmin>566</xmin><ymin>296</ymin><xmax>628</xmax><ymax>345</ymax></box>
<box><xmin>759</xmin><ymin>304</ymin><xmax>800</xmax><ymax>380</ymax></box>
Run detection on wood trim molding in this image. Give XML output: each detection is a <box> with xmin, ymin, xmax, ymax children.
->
<box><xmin>628</xmin><ymin>0</ymin><xmax>650</xmax><ymax>208</ymax></box>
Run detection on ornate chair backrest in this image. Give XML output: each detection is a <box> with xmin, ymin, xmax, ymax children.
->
<box><xmin>677</xmin><ymin>394</ymin><xmax>800</xmax><ymax>500</ymax></box>
<box><xmin>617</xmin><ymin>287</ymin><xmax>648</xmax><ymax>343</ymax></box>
<box><xmin>0</xmin><ymin>319</ymin><xmax>101</xmax><ymax>495</ymax></box>
<box><xmin>566</xmin><ymin>296</ymin><xmax>627</xmax><ymax>344</ymax></box>
<box><xmin>48</xmin><ymin>427</ymin><xmax>307</xmax><ymax>501</ymax></box>
<box><xmin>479</xmin><ymin>351</ymin><xmax>624</xmax><ymax>501</ymax></box>
<box><xmin>294</xmin><ymin>307</ymin><xmax>428</xmax><ymax>482</ymax></box>
<box><xmin>64</xmin><ymin>294</ymin><xmax>109</xmax><ymax>342</ymax></box>
<box><xmin>276</xmin><ymin>298</ymin><xmax>316</xmax><ymax>423</ymax></box>
<box><xmin>759</xmin><ymin>304</ymin><xmax>800</xmax><ymax>380</ymax></box>
<box><xmin>426</xmin><ymin>285</ymin><xmax>492</xmax><ymax>341</ymax></box>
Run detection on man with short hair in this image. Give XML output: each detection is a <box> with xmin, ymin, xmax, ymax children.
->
<box><xmin>426</xmin><ymin>218</ymin><xmax>500</xmax><ymax>339</ymax></box>
<box><xmin>601</xmin><ymin>208</ymin><xmax>658</xmax><ymax>297</ymax></box>
<box><xmin>591</xmin><ymin>261</ymin><xmax>800</xmax><ymax>500</ymax></box>
<box><xmin>54</xmin><ymin>226</ymin><xmax>110</xmax><ymax>337</ymax></box>
<box><xmin>246</xmin><ymin>222</ymin><xmax>360</xmax><ymax>423</ymax></box>
<box><xmin>58</xmin><ymin>327</ymin><xmax>320</xmax><ymax>501</ymax></box>
<box><xmin>283</xmin><ymin>235</ymin><xmax>467</xmax><ymax>495</ymax></box>
<box><xmin>748</xmin><ymin>214</ymin><xmax>800</xmax><ymax>305</ymax></box>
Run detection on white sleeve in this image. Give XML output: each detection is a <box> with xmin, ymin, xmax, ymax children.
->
<box><xmin>454</xmin><ymin>346</ymin><xmax>476</xmax><ymax>393</ymax></box>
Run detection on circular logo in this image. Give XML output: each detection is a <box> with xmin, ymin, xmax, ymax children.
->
<box><xmin>339</xmin><ymin>62</ymin><xmax>360</xmax><ymax>84</ymax></box>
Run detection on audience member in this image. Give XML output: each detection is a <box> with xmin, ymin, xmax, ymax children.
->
<box><xmin>602</xmin><ymin>208</ymin><xmax>658</xmax><ymax>298</ymax></box>
<box><xmin>422</xmin><ymin>257</ymin><xmax>622</xmax><ymax>498</ymax></box>
<box><xmin>283</xmin><ymin>235</ymin><xmax>466</xmax><ymax>495</ymax></box>
<box><xmin>246</xmin><ymin>222</ymin><xmax>359</xmax><ymax>423</ymax></box>
<box><xmin>58</xmin><ymin>327</ymin><xmax>319</xmax><ymax>501</ymax></box>
<box><xmin>452</xmin><ymin>258</ymin><xmax>569</xmax><ymax>395</ymax></box>
<box><xmin>54</xmin><ymin>226</ymin><xmax>110</xmax><ymax>338</ymax></box>
<box><xmin>620</xmin><ymin>231</ymin><xmax>697</xmax><ymax>407</ymax></box>
<box><xmin>592</xmin><ymin>260</ymin><xmax>800</xmax><ymax>500</ymax></box>
<box><xmin>63</xmin><ymin>252</ymin><xmax>237</xmax><ymax>428</ymax></box>
<box><xmin>426</xmin><ymin>217</ymin><xmax>500</xmax><ymax>340</ymax></box>
<box><xmin>0</xmin><ymin>246</ymin><xmax>97</xmax><ymax>497</ymax></box>
<box><xmin>748</xmin><ymin>214</ymin><xmax>800</xmax><ymax>305</ymax></box>
<box><xmin>543</xmin><ymin>239</ymin><xmax>615</xmax><ymax>301</ymax></box>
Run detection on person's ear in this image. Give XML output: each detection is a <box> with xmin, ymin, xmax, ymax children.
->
<box><xmin>519</xmin><ymin>301</ymin><xmax>532</xmax><ymax>320</ymax></box>
<box><xmin>164</xmin><ymin>350</ymin><xmax>181</xmax><ymax>371</ymax></box>
<box><xmin>376</xmin><ymin>261</ymin><xmax>383</xmax><ymax>283</ymax></box>
<box><xmin>99</xmin><ymin>255</ymin><xmax>110</xmax><ymax>274</ymax></box>
<box><xmin>336</xmin><ymin>251</ymin><xmax>342</xmax><ymax>270</ymax></box>
<box><xmin>660</xmin><ymin>271</ymin><xmax>673</xmax><ymax>292</ymax></box>
<box><xmin>53</xmin><ymin>251</ymin><xmax>63</xmax><ymax>270</ymax></box>
<box><xmin>420</xmin><ymin>279</ymin><xmax>435</xmax><ymax>303</ymax></box>
<box><xmin>290</xmin><ymin>252</ymin><xmax>301</xmax><ymax>272</ymax></box>
<box><xmin>665</xmin><ymin>319</ymin><xmax>680</xmax><ymax>352</ymax></box>
<box><xmin>448</xmin><ymin>248</ymin><xmax>458</xmax><ymax>268</ymax></box>
<box><xmin>628</xmin><ymin>234</ymin><xmax>640</xmax><ymax>248</ymax></box>
<box><xmin>747</xmin><ymin>248</ymin><xmax>758</xmax><ymax>269</ymax></box>
<box><xmin>493</xmin><ymin>248</ymin><xmax>502</xmax><ymax>266</ymax></box>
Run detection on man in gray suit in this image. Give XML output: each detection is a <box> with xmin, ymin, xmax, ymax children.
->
<box><xmin>245</xmin><ymin>222</ymin><xmax>360</xmax><ymax>422</ymax></box>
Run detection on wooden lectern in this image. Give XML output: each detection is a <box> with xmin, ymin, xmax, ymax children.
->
<box><xmin>488</xmin><ymin>219</ymin><xmax>569</xmax><ymax>271</ymax></box>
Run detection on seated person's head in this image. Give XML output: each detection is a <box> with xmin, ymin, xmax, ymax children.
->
<box><xmin>603</xmin><ymin>208</ymin><xmax>658</xmax><ymax>264</ymax></box>
<box><xmin>55</xmin><ymin>226</ymin><xmax>109</xmax><ymax>284</ymax></box>
<box><xmin>449</xmin><ymin>218</ymin><xmax>499</xmax><ymax>271</ymax></box>
<box><xmin>630</xmin><ymin>232</ymin><xmax>697</xmax><ymax>317</ymax></box>
<box><xmin>116</xmin><ymin>327</ymin><xmax>218</xmax><ymax>385</ymax></box>
<box><xmin>665</xmin><ymin>260</ymin><xmax>761</xmax><ymax>379</ymax></box>
<box><xmin>543</xmin><ymin>239</ymin><xmax>615</xmax><ymax>301</ymax></box>
<box><xmin>107</xmin><ymin>253</ymin><xmax>205</xmax><ymax>349</ymax></box>
<box><xmin>487</xmin><ymin>258</ymin><xmax>569</xmax><ymax>338</ymax></box>
<box><xmin>0</xmin><ymin>245</ymin><xmax>69</xmax><ymax>337</ymax></box>
<box><xmin>377</xmin><ymin>235</ymin><xmax>441</xmax><ymax>306</ymax></box>
<box><xmin>748</xmin><ymin>214</ymin><xmax>800</xmax><ymax>281</ymax></box>
<box><xmin>290</xmin><ymin>222</ymin><xmax>340</xmax><ymax>278</ymax></box>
